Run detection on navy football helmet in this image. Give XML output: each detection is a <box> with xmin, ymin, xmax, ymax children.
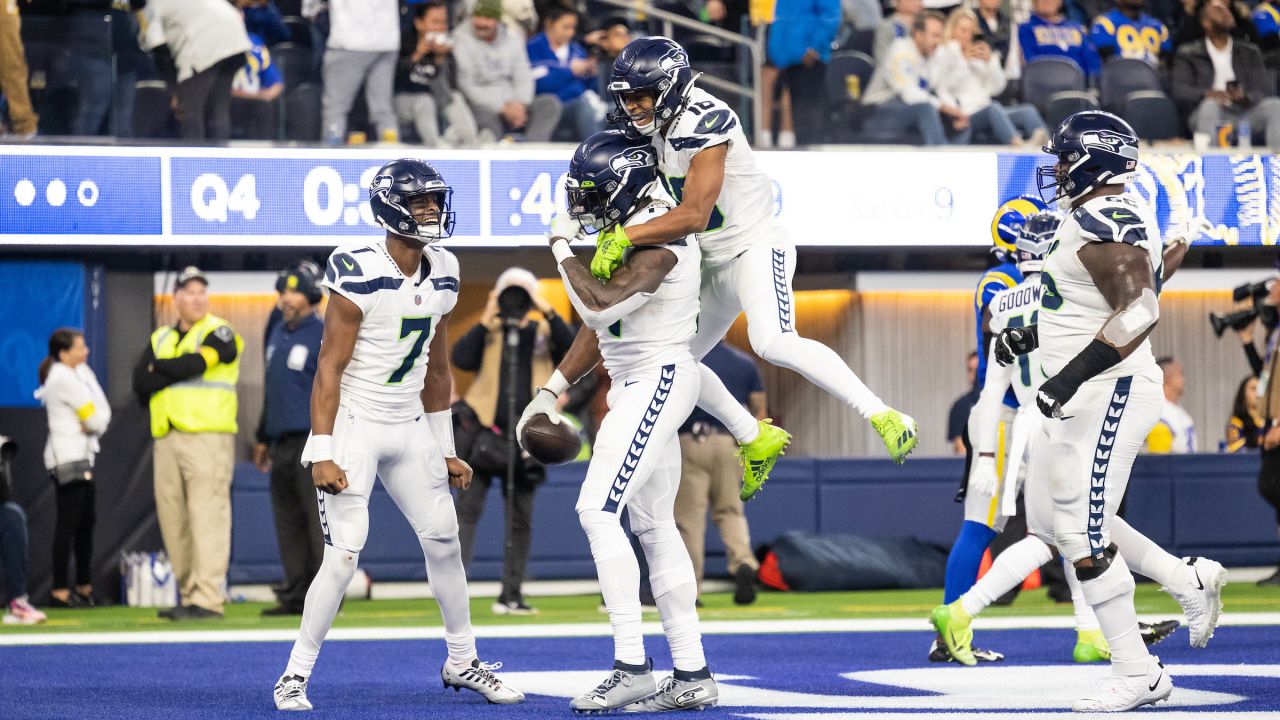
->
<box><xmin>369</xmin><ymin>158</ymin><xmax>455</xmax><ymax>241</ymax></box>
<box><xmin>1015</xmin><ymin>212</ymin><xmax>1061</xmax><ymax>274</ymax></box>
<box><xmin>1037</xmin><ymin>111</ymin><xmax>1139</xmax><ymax>204</ymax></box>
<box><xmin>607</xmin><ymin>36</ymin><xmax>698</xmax><ymax>139</ymax></box>
<box><xmin>566</xmin><ymin>130</ymin><xmax>659</xmax><ymax>233</ymax></box>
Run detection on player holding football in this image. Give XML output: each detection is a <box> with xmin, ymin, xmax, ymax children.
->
<box><xmin>946</xmin><ymin>112</ymin><xmax>1224</xmax><ymax>711</ymax></box>
<box><xmin>589</xmin><ymin>36</ymin><xmax>918</xmax><ymax>475</ymax></box>
<box><xmin>272</xmin><ymin>159</ymin><xmax>523</xmax><ymax>711</ymax></box>
<box><xmin>518</xmin><ymin>129</ymin><xmax>716</xmax><ymax>713</ymax></box>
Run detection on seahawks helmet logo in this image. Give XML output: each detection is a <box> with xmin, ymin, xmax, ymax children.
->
<box><xmin>371</xmin><ymin>174</ymin><xmax>394</xmax><ymax>192</ymax></box>
<box><xmin>608</xmin><ymin>147</ymin><xmax>655</xmax><ymax>175</ymax></box>
<box><xmin>1080</xmin><ymin>129</ymin><xmax>1135</xmax><ymax>153</ymax></box>
<box><xmin>658</xmin><ymin>46</ymin><xmax>689</xmax><ymax>74</ymax></box>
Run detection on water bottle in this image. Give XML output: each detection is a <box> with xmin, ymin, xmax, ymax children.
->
<box><xmin>1238</xmin><ymin>119</ymin><xmax>1253</xmax><ymax>150</ymax></box>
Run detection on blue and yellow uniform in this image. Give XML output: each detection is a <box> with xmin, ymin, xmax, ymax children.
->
<box><xmin>1090</xmin><ymin>10</ymin><xmax>1171</xmax><ymax>67</ymax></box>
<box><xmin>1020</xmin><ymin>15</ymin><xmax>1102</xmax><ymax>79</ymax></box>
<box><xmin>1253</xmin><ymin>2</ymin><xmax>1280</xmax><ymax>43</ymax></box>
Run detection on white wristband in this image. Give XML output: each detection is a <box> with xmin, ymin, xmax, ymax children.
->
<box><xmin>543</xmin><ymin>369</ymin><xmax>570</xmax><ymax>397</ymax></box>
<box><xmin>426</xmin><ymin>410</ymin><xmax>456</xmax><ymax>458</ymax></box>
<box><xmin>309</xmin><ymin>434</ymin><xmax>333</xmax><ymax>462</ymax></box>
<box><xmin>551</xmin><ymin>239</ymin><xmax>575</xmax><ymax>266</ymax></box>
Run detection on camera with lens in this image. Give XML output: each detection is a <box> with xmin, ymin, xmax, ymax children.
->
<box><xmin>497</xmin><ymin>285</ymin><xmax>532</xmax><ymax>323</ymax></box>
<box><xmin>1210</xmin><ymin>278</ymin><xmax>1277</xmax><ymax>337</ymax></box>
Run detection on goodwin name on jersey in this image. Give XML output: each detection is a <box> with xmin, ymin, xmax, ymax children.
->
<box><xmin>321</xmin><ymin>240</ymin><xmax>460</xmax><ymax>422</ymax></box>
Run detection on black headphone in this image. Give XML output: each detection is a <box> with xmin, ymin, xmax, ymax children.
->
<box><xmin>276</xmin><ymin>260</ymin><xmax>323</xmax><ymax>305</ymax></box>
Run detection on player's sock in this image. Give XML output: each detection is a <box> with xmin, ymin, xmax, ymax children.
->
<box><xmin>758</xmin><ymin>332</ymin><xmax>887</xmax><ymax>418</ymax></box>
<box><xmin>959</xmin><ymin>534</ymin><xmax>1050</xmax><ymax>616</ymax></box>
<box><xmin>1079</xmin><ymin>553</ymin><xmax>1149</xmax><ymax>676</ymax></box>
<box><xmin>636</xmin><ymin>521</ymin><xmax>706</xmax><ymax>672</ymax></box>
<box><xmin>696</xmin><ymin>363</ymin><xmax>759</xmax><ymax>443</ymax></box>
<box><xmin>286</xmin><ymin>545</ymin><xmax>358</xmax><ymax>678</ymax></box>
<box><xmin>580</xmin><ymin>510</ymin><xmax>646</xmax><ymax>666</ymax></box>
<box><xmin>1108</xmin><ymin>517</ymin><xmax>1184</xmax><ymax>587</ymax></box>
<box><xmin>419</xmin><ymin>534</ymin><xmax>477</xmax><ymax>665</ymax></box>
<box><xmin>945</xmin><ymin>521</ymin><xmax>999</xmax><ymax>604</ymax></box>
<box><xmin>1064</xmin><ymin>557</ymin><xmax>1101</xmax><ymax>631</ymax></box>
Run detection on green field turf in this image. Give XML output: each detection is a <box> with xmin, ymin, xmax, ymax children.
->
<box><xmin>3</xmin><ymin>583</ymin><xmax>1277</xmax><ymax>636</ymax></box>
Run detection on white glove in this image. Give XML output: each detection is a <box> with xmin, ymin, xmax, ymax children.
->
<box><xmin>968</xmin><ymin>455</ymin><xmax>999</xmax><ymax>499</ymax></box>
<box><xmin>549</xmin><ymin>213</ymin><xmax>584</xmax><ymax>243</ymax></box>
<box><xmin>1166</xmin><ymin>216</ymin><xmax>1213</xmax><ymax>248</ymax></box>
<box><xmin>515</xmin><ymin>388</ymin><xmax>561</xmax><ymax>449</ymax></box>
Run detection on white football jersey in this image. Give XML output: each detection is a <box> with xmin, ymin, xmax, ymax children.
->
<box><xmin>986</xmin><ymin>275</ymin><xmax>1045</xmax><ymax>408</ymax></box>
<box><xmin>653</xmin><ymin>87</ymin><xmax>779</xmax><ymax>269</ymax></box>
<box><xmin>322</xmin><ymin>240</ymin><xmax>460</xmax><ymax>422</ymax></box>
<box><xmin>1038</xmin><ymin>192</ymin><xmax>1163</xmax><ymax>382</ymax></box>
<box><xmin>580</xmin><ymin>194</ymin><xmax>701</xmax><ymax>378</ymax></box>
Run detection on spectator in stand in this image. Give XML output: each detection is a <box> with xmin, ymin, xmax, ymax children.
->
<box><xmin>237</xmin><ymin>0</ymin><xmax>290</xmax><ymax>46</ymax></box>
<box><xmin>231</xmin><ymin>28</ymin><xmax>284</xmax><ymax>140</ymax></box>
<box><xmin>840</xmin><ymin>0</ymin><xmax>884</xmax><ymax>34</ymax></box>
<box><xmin>875</xmin><ymin>0</ymin><xmax>924</xmax><ymax>62</ymax></box>
<box><xmin>69</xmin><ymin>1</ymin><xmax>145</xmax><ymax>138</ymax></box>
<box><xmin>583</xmin><ymin>16</ymin><xmax>631</xmax><ymax>95</ymax></box>
<box><xmin>460</xmin><ymin>0</ymin><xmax>537</xmax><ymax>39</ymax></box>
<box><xmin>934</xmin><ymin>7</ymin><xmax>1049</xmax><ymax>144</ymax></box>
<box><xmin>1226</xmin><ymin>375</ymin><xmax>1264</xmax><ymax>452</ymax></box>
<box><xmin>140</xmin><ymin>0</ymin><xmax>254</xmax><ymax>141</ymax></box>
<box><xmin>395</xmin><ymin>0</ymin><xmax>480</xmax><ymax>146</ymax></box>
<box><xmin>763</xmin><ymin>0</ymin><xmax>841</xmax><ymax>146</ymax></box>
<box><xmin>975</xmin><ymin>0</ymin><xmax>1016</xmax><ymax>67</ymax></box>
<box><xmin>320</xmin><ymin>0</ymin><xmax>399</xmax><ymax>143</ymax></box>
<box><xmin>1252</xmin><ymin>0</ymin><xmax>1280</xmax><ymax>73</ymax></box>
<box><xmin>1090</xmin><ymin>0</ymin><xmax>1172</xmax><ymax>68</ymax></box>
<box><xmin>947</xmin><ymin>351</ymin><xmax>980</xmax><ymax>455</ymax></box>
<box><xmin>1145</xmin><ymin>356</ymin><xmax>1196</xmax><ymax>453</ymax></box>
<box><xmin>1173</xmin><ymin>0</ymin><xmax>1280</xmax><ymax>150</ymax></box>
<box><xmin>527</xmin><ymin>6</ymin><xmax>604</xmax><ymax>141</ymax></box>
<box><xmin>453</xmin><ymin>0</ymin><xmax>560</xmax><ymax>141</ymax></box>
<box><xmin>1019</xmin><ymin>0</ymin><xmax>1102</xmax><ymax>82</ymax></box>
<box><xmin>0</xmin><ymin>437</ymin><xmax>45</xmax><ymax>625</ymax></box>
<box><xmin>865</xmin><ymin>11</ymin><xmax>967</xmax><ymax>145</ymax></box>
<box><xmin>0</xmin><ymin>0</ymin><xmax>37</xmax><ymax>138</ymax></box>
<box><xmin>35</xmin><ymin>328</ymin><xmax>110</xmax><ymax>609</ymax></box>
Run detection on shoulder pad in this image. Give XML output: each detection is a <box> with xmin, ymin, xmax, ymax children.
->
<box><xmin>427</xmin><ymin>246</ymin><xmax>461</xmax><ymax>292</ymax></box>
<box><xmin>1073</xmin><ymin>198</ymin><xmax>1148</xmax><ymax>246</ymax></box>
<box><xmin>325</xmin><ymin>246</ymin><xmax>371</xmax><ymax>284</ymax></box>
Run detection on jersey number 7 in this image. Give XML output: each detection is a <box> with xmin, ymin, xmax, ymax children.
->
<box><xmin>388</xmin><ymin>316</ymin><xmax>432</xmax><ymax>385</ymax></box>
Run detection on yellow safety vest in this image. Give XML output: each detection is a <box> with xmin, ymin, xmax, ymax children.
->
<box><xmin>149</xmin><ymin>313</ymin><xmax>242</xmax><ymax>438</ymax></box>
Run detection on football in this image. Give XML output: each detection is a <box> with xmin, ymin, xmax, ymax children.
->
<box><xmin>520</xmin><ymin>415</ymin><xmax>582</xmax><ymax>465</ymax></box>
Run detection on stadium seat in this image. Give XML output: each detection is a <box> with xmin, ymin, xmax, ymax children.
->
<box><xmin>1124</xmin><ymin>90</ymin><xmax>1184</xmax><ymax>140</ymax></box>
<box><xmin>823</xmin><ymin>51</ymin><xmax>873</xmax><ymax>143</ymax></box>
<box><xmin>285</xmin><ymin>82</ymin><xmax>321</xmax><ymax>141</ymax></box>
<box><xmin>1100</xmin><ymin>58</ymin><xmax>1161</xmax><ymax>114</ymax></box>
<box><xmin>132</xmin><ymin>80</ymin><xmax>174</xmax><ymax>139</ymax></box>
<box><xmin>1043</xmin><ymin>90</ymin><xmax>1098</xmax><ymax>128</ymax></box>
<box><xmin>840</xmin><ymin>28</ymin><xmax>876</xmax><ymax>56</ymax></box>
<box><xmin>1021</xmin><ymin>56</ymin><xmax>1086</xmax><ymax>116</ymax></box>
<box><xmin>277</xmin><ymin>0</ymin><xmax>302</xmax><ymax>16</ymax></box>
<box><xmin>282</xmin><ymin>16</ymin><xmax>311</xmax><ymax>47</ymax></box>
<box><xmin>270</xmin><ymin>42</ymin><xmax>313</xmax><ymax>86</ymax></box>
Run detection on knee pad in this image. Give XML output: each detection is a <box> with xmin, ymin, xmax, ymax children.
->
<box><xmin>1077</xmin><ymin>546</ymin><xmax>1135</xmax><ymax>605</ymax></box>
<box><xmin>418</xmin><ymin>492</ymin><xmax>460</xmax><ymax>543</ymax></box>
<box><xmin>579</xmin><ymin>509</ymin><xmax>630</xmax><ymax>561</ymax></box>
<box><xmin>321</xmin><ymin>544</ymin><xmax>360</xmax><ymax>584</ymax></box>
<box><xmin>635</xmin><ymin>521</ymin><xmax>694</xmax><ymax>598</ymax></box>
<box><xmin>754</xmin><ymin>327</ymin><xmax>795</xmax><ymax>365</ymax></box>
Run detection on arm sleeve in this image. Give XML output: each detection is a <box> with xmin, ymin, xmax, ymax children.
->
<box><xmin>969</xmin><ymin>342</ymin><xmax>1015</xmax><ymax>454</ymax></box>
<box><xmin>132</xmin><ymin>344</ymin><xmax>177</xmax><ymax>403</ymax></box>
<box><xmin>1018</xmin><ymin>23</ymin><xmax>1036</xmax><ymax>62</ymax></box>
<box><xmin>1245</xmin><ymin>340</ymin><xmax>1264</xmax><ymax>377</ymax></box>
<box><xmin>813</xmin><ymin>0</ymin><xmax>842</xmax><ymax>53</ymax></box>
<box><xmin>451</xmin><ymin>323</ymin><xmax>489</xmax><ymax>372</ymax></box>
<box><xmin>557</xmin><ymin>263</ymin><xmax>657</xmax><ymax>331</ymax></box>
<box><xmin>547</xmin><ymin>314</ymin><xmax>577</xmax><ymax>365</ymax></box>
<box><xmin>150</xmin><ymin>353</ymin><xmax>209</xmax><ymax>380</ymax></box>
<box><xmin>260</xmin><ymin>51</ymin><xmax>284</xmax><ymax>88</ymax></box>
<box><xmin>201</xmin><ymin>325</ymin><xmax>239</xmax><ymax>364</ymax></box>
<box><xmin>1091</xmin><ymin>17</ymin><xmax>1118</xmax><ymax>59</ymax></box>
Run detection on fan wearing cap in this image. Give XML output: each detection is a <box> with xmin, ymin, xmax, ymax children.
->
<box><xmin>253</xmin><ymin>261</ymin><xmax>326</xmax><ymax>617</ymax></box>
<box><xmin>131</xmin><ymin>266</ymin><xmax>243</xmax><ymax>621</ymax></box>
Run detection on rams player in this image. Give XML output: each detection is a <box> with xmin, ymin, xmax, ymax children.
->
<box><xmin>589</xmin><ymin>36</ymin><xmax>918</xmax><ymax>484</ymax></box>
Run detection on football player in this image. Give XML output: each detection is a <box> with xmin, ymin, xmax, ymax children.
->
<box><xmin>273</xmin><ymin>159</ymin><xmax>524</xmax><ymax>711</ymax></box>
<box><xmin>589</xmin><ymin>36</ymin><xmax>918</xmax><ymax>480</ymax></box>
<box><xmin>977</xmin><ymin>112</ymin><xmax>1225</xmax><ymax>711</ymax></box>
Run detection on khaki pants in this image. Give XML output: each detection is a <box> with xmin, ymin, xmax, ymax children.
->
<box><xmin>154</xmin><ymin>432</ymin><xmax>234</xmax><ymax>612</ymax></box>
<box><xmin>0</xmin><ymin>1</ymin><xmax>37</xmax><ymax>135</ymax></box>
<box><xmin>675</xmin><ymin>433</ymin><xmax>758</xmax><ymax>593</ymax></box>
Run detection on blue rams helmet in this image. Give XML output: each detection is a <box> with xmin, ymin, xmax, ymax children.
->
<box><xmin>1015</xmin><ymin>212</ymin><xmax>1061</xmax><ymax>274</ymax></box>
<box><xmin>990</xmin><ymin>194</ymin><xmax>1048</xmax><ymax>257</ymax></box>
<box><xmin>1037</xmin><ymin>110</ymin><xmax>1139</xmax><ymax>204</ymax></box>
<box><xmin>368</xmin><ymin>158</ymin><xmax>455</xmax><ymax>242</ymax></box>
<box><xmin>607</xmin><ymin>36</ymin><xmax>698</xmax><ymax>139</ymax></box>
<box><xmin>566</xmin><ymin>130</ymin><xmax>659</xmax><ymax>233</ymax></box>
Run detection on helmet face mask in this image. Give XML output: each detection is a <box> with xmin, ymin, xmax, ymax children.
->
<box><xmin>369</xmin><ymin>160</ymin><xmax>456</xmax><ymax>243</ymax></box>
<box><xmin>1015</xmin><ymin>212</ymin><xmax>1061</xmax><ymax>274</ymax></box>
<box><xmin>567</xmin><ymin>130</ymin><xmax>658</xmax><ymax>234</ymax></box>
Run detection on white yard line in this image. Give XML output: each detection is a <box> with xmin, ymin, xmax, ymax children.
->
<box><xmin>4</xmin><ymin>612</ymin><xmax>1279</xmax><ymax>647</ymax></box>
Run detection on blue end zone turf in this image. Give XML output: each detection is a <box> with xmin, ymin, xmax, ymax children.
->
<box><xmin>3</xmin><ymin>627</ymin><xmax>1278</xmax><ymax>719</ymax></box>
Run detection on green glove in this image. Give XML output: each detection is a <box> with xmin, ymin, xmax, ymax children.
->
<box><xmin>591</xmin><ymin>224</ymin><xmax>631</xmax><ymax>280</ymax></box>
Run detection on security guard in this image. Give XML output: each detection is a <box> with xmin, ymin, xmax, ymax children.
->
<box><xmin>253</xmin><ymin>262</ymin><xmax>324</xmax><ymax>616</ymax></box>
<box><xmin>133</xmin><ymin>267</ymin><xmax>242</xmax><ymax>620</ymax></box>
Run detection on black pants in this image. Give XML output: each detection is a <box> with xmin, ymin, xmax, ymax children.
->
<box><xmin>52</xmin><ymin>480</ymin><xmax>94</xmax><ymax>590</ymax></box>
<box><xmin>1260</xmin><ymin>446</ymin><xmax>1280</xmax><ymax>526</ymax></box>
<box><xmin>270</xmin><ymin>434</ymin><xmax>325</xmax><ymax>609</ymax></box>
<box><xmin>777</xmin><ymin>62</ymin><xmax>827</xmax><ymax>145</ymax></box>
<box><xmin>176</xmin><ymin>54</ymin><xmax>242</xmax><ymax>140</ymax></box>
<box><xmin>455</xmin><ymin>469</ymin><xmax>536</xmax><ymax>600</ymax></box>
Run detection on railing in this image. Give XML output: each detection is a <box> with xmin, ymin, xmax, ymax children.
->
<box><xmin>591</xmin><ymin>0</ymin><xmax>764</xmax><ymax>140</ymax></box>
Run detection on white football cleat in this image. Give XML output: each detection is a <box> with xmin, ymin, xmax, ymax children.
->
<box><xmin>1164</xmin><ymin>556</ymin><xmax>1226</xmax><ymax>648</ymax></box>
<box><xmin>273</xmin><ymin>673</ymin><xmax>312</xmax><ymax>711</ymax></box>
<box><xmin>441</xmin><ymin>659</ymin><xmax>526</xmax><ymax>704</ymax></box>
<box><xmin>1071</xmin><ymin>656</ymin><xmax>1172</xmax><ymax>712</ymax></box>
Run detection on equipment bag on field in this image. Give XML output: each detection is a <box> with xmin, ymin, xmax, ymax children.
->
<box><xmin>120</xmin><ymin>551</ymin><xmax>179</xmax><ymax>608</ymax></box>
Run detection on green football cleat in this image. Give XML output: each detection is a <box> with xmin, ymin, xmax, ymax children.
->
<box><xmin>737</xmin><ymin>419</ymin><xmax>792</xmax><ymax>502</ymax></box>
<box><xmin>1074</xmin><ymin>628</ymin><xmax>1111</xmax><ymax>663</ymax></box>
<box><xmin>871</xmin><ymin>409</ymin><xmax>918</xmax><ymax>464</ymax></box>
<box><xmin>930</xmin><ymin>602</ymin><xmax>976</xmax><ymax>666</ymax></box>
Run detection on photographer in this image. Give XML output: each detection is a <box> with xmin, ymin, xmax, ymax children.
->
<box><xmin>451</xmin><ymin>268</ymin><xmax>575</xmax><ymax>614</ymax></box>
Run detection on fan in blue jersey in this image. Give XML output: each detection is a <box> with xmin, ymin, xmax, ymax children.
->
<box><xmin>1090</xmin><ymin>0</ymin><xmax>1172</xmax><ymax>68</ymax></box>
<box><xmin>1020</xmin><ymin>0</ymin><xmax>1102</xmax><ymax>80</ymax></box>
